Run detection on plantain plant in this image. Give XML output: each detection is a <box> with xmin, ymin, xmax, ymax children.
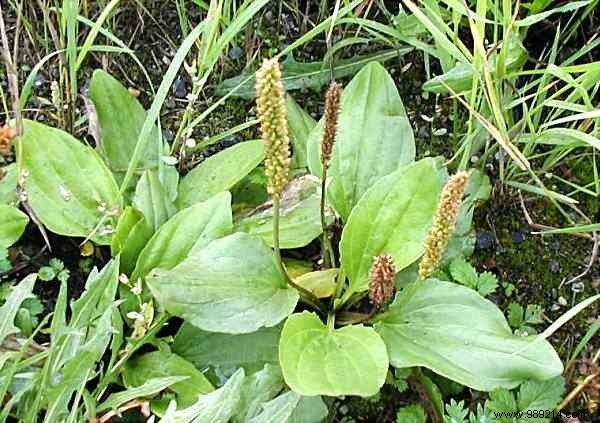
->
<box><xmin>2</xmin><ymin>59</ymin><xmax>591</xmax><ymax>421</ymax></box>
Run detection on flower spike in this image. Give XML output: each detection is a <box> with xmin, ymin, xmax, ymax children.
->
<box><xmin>321</xmin><ymin>81</ymin><xmax>341</xmax><ymax>169</ymax></box>
<box><xmin>255</xmin><ymin>58</ymin><xmax>291</xmax><ymax>198</ymax></box>
<box><xmin>368</xmin><ymin>255</ymin><xmax>396</xmax><ymax>307</ymax></box>
<box><xmin>419</xmin><ymin>172</ymin><xmax>470</xmax><ymax>280</ymax></box>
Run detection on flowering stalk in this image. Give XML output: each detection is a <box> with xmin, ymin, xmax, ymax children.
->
<box><xmin>256</xmin><ymin>58</ymin><xmax>325</xmax><ymax>312</ymax></box>
<box><xmin>256</xmin><ymin>58</ymin><xmax>291</xmax><ymax>199</ymax></box>
<box><xmin>419</xmin><ymin>172</ymin><xmax>470</xmax><ymax>280</ymax></box>
<box><xmin>320</xmin><ymin>81</ymin><xmax>341</xmax><ymax>268</ymax></box>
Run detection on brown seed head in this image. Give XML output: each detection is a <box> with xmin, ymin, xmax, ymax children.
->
<box><xmin>419</xmin><ymin>171</ymin><xmax>470</xmax><ymax>280</ymax></box>
<box><xmin>255</xmin><ymin>58</ymin><xmax>291</xmax><ymax>198</ymax></box>
<box><xmin>368</xmin><ymin>254</ymin><xmax>396</xmax><ymax>307</ymax></box>
<box><xmin>321</xmin><ymin>81</ymin><xmax>341</xmax><ymax>169</ymax></box>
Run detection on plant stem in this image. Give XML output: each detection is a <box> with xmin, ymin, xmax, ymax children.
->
<box><xmin>320</xmin><ymin>167</ymin><xmax>336</xmax><ymax>268</ymax></box>
<box><xmin>273</xmin><ymin>195</ymin><xmax>327</xmax><ymax>313</ymax></box>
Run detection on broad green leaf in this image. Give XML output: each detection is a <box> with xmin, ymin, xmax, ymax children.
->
<box><xmin>294</xmin><ymin>269</ymin><xmax>338</xmax><ymax>298</ymax></box>
<box><xmin>98</xmin><ymin>376</ymin><xmax>188</xmax><ymax>413</ymax></box>
<box><xmin>234</xmin><ymin>175</ymin><xmax>330</xmax><ymax>249</ymax></box>
<box><xmin>17</xmin><ymin>120</ymin><xmax>122</xmax><ymax>245</ymax></box>
<box><xmin>286</xmin><ymin>94</ymin><xmax>316</xmax><ymax>169</ymax></box>
<box><xmin>0</xmin><ymin>164</ymin><xmax>18</xmax><ymax>205</ymax></box>
<box><xmin>215</xmin><ymin>50</ymin><xmax>402</xmax><ymax>99</ymax></box>
<box><xmin>279</xmin><ymin>311</ymin><xmax>388</xmax><ymax>397</ymax></box>
<box><xmin>133</xmin><ymin>169</ymin><xmax>176</xmax><ymax>230</ymax></box>
<box><xmin>0</xmin><ymin>274</ymin><xmax>35</xmax><ymax>343</ymax></box>
<box><xmin>158</xmin><ymin>368</ymin><xmax>245</xmax><ymax>423</ymax></box>
<box><xmin>375</xmin><ymin>280</ymin><xmax>563</xmax><ymax>392</ymax></box>
<box><xmin>89</xmin><ymin>70</ymin><xmax>160</xmax><ymax>173</ymax></box>
<box><xmin>147</xmin><ymin>233</ymin><xmax>298</xmax><ymax>333</ymax></box>
<box><xmin>132</xmin><ymin>191</ymin><xmax>232</xmax><ymax>281</ymax></box>
<box><xmin>307</xmin><ymin>62</ymin><xmax>415</xmax><ymax>221</ymax></box>
<box><xmin>111</xmin><ymin>206</ymin><xmax>153</xmax><ymax>274</ymax></box>
<box><xmin>123</xmin><ymin>350</ymin><xmax>213</xmax><ymax>407</ymax></box>
<box><xmin>0</xmin><ymin>205</ymin><xmax>28</xmax><ymax>248</ymax></box>
<box><xmin>176</xmin><ymin>140</ymin><xmax>264</xmax><ymax>209</ymax></box>
<box><xmin>161</xmin><ymin>163</ymin><xmax>180</xmax><ymax>202</ymax></box>
<box><xmin>173</xmin><ymin>323</ymin><xmax>281</xmax><ymax>373</ymax></box>
<box><xmin>340</xmin><ymin>158</ymin><xmax>445</xmax><ymax>295</ymax></box>
<box><xmin>234</xmin><ymin>364</ymin><xmax>284</xmax><ymax>422</ymax></box>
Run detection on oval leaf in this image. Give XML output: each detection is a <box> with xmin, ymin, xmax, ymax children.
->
<box><xmin>375</xmin><ymin>280</ymin><xmax>563</xmax><ymax>391</ymax></box>
<box><xmin>176</xmin><ymin>140</ymin><xmax>264</xmax><ymax>209</ymax></box>
<box><xmin>132</xmin><ymin>191</ymin><xmax>232</xmax><ymax>281</ymax></box>
<box><xmin>89</xmin><ymin>70</ymin><xmax>160</xmax><ymax>173</ymax></box>
<box><xmin>133</xmin><ymin>169</ymin><xmax>176</xmax><ymax>230</ymax></box>
<box><xmin>0</xmin><ymin>205</ymin><xmax>28</xmax><ymax>248</ymax></box>
<box><xmin>279</xmin><ymin>311</ymin><xmax>388</xmax><ymax>397</ymax></box>
<box><xmin>340</xmin><ymin>158</ymin><xmax>445</xmax><ymax>295</ymax></box>
<box><xmin>174</xmin><ymin>323</ymin><xmax>281</xmax><ymax>373</ymax></box>
<box><xmin>307</xmin><ymin>61</ymin><xmax>415</xmax><ymax>220</ymax></box>
<box><xmin>17</xmin><ymin>120</ymin><xmax>122</xmax><ymax>245</ymax></box>
<box><xmin>147</xmin><ymin>232</ymin><xmax>298</xmax><ymax>334</ymax></box>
